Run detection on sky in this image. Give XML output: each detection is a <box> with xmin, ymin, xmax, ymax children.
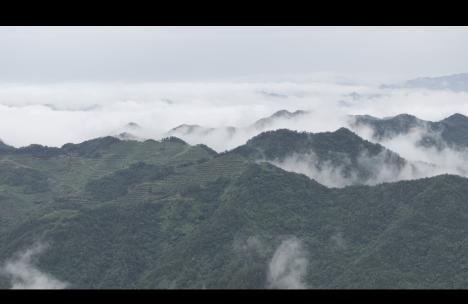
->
<box><xmin>0</xmin><ymin>26</ymin><xmax>468</xmax><ymax>188</ymax></box>
<box><xmin>0</xmin><ymin>26</ymin><xmax>468</xmax><ymax>151</ymax></box>
<box><xmin>3</xmin><ymin>27</ymin><xmax>468</xmax><ymax>289</ymax></box>
<box><xmin>1</xmin><ymin>26</ymin><xmax>468</xmax><ymax>84</ymax></box>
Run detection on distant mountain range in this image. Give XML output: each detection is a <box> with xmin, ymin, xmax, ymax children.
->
<box><xmin>3</xmin><ymin>105</ymin><xmax>468</xmax><ymax>288</ymax></box>
<box><xmin>164</xmin><ymin>109</ymin><xmax>468</xmax><ymax>154</ymax></box>
<box><xmin>4</xmin><ymin>72</ymin><xmax>468</xmax><ymax>289</ymax></box>
<box><xmin>166</xmin><ymin>109</ymin><xmax>310</xmax><ymax>140</ymax></box>
<box><xmin>251</xmin><ymin>110</ymin><xmax>309</xmax><ymax>130</ymax></box>
<box><xmin>381</xmin><ymin>73</ymin><xmax>468</xmax><ymax>92</ymax></box>
<box><xmin>348</xmin><ymin>113</ymin><xmax>468</xmax><ymax>149</ymax></box>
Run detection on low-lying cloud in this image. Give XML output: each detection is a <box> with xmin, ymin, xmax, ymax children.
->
<box><xmin>267</xmin><ymin>237</ymin><xmax>308</xmax><ymax>289</ymax></box>
<box><xmin>2</xmin><ymin>80</ymin><xmax>468</xmax><ymax>187</ymax></box>
<box><xmin>2</xmin><ymin>80</ymin><xmax>467</xmax><ymax>149</ymax></box>
<box><xmin>352</xmin><ymin>125</ymin><xmax>468</xmax><ymax>178</ymax></box>
<box><xmin>268</xmin><ymin>145</ymin><xmax>468</xmax><ymax>188</ymax></box>
<box><xmin>268</xmin><ymin>150</ymin><xmax>418</xmax><ymax>188</ymax></box>
<box><xmin>0</xmin><ymin>81</ymin><xmax>358</xmax><ymax>148</ymax></box>
<box><xmin>0</xmin><ymin>242</ymin><xmax>68</xmax><ymax>289</ymax></box>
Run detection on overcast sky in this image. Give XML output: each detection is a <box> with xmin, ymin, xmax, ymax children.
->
<box><xmin>1</xmin><ymin>26</ymin><xmax>468</xmax><ymax>84</ymax></box>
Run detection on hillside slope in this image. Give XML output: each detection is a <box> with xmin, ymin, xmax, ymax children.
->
<box><xmin>2</xmin><ymin>134</ymin><xmax>468</xmax><ymax>289</ymax></box>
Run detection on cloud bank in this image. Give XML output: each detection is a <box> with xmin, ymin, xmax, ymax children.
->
<box><xmin>0</xmin><ymin>242</ymin><xmax>68</xmax><ymax>289</ymax></box>
<box><xmin>267</xmin><ymin>237</ymin><xmax>308</xmax><ymax>289</ymax></box>
<box><xmin>2</xmin><ymin>80</ymin><xmax>468</xmax><ymax>187</ymax></box>
<box><xmin>1</xmin><ymin>81</ymin><xmax>467</xmax><ymax>148</ymax></box>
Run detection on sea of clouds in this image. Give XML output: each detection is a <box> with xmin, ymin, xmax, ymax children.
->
<box><xmin>1</xmin><ymin>80</ymin><xmax>468</xmax><ymax>186</ymax></box>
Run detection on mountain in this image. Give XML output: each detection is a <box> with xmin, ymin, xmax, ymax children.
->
<box><xmin>381</xmin><ymin>73</ymin><xmax>468</xmax><ymax>92</ymax></box>
<box><xmin>166</xmin><ymin>109</ymin><xmax>468</xmax><ymax>153</ymax></box>
<box><xmin>166</xmin><ymin>109</ymin><xmax>309</xmax><ymax>140</ymax></box>
<box><xmin>3</xmin><ymin>132</ymin><xmax>468</xmax><ymax>288</ymax></box>
<box><xmin>232</xmin><ymin>127</ymin><xmax>388</xmax><ymax>160</ymax></box>
<box><xmin>169</xmin><ymin>124</ymin><xmax>212</xmax><ymax>135</ymax></box>
<box><xmin>0</xmin><ymin>140</ymin><xmax>14</xmax><ymax>153</ymax></box>
<box><xmin>125</xmin><ymin>122</ymin><xmax>141</xmax><ymax>130</ymax></box>
<box><xmin>252</xmin><ymin>110</ymin><xmax>309</xmax><ymax>130</ymax></box>
<box><xmin>0</xmin><ymin>136</ymin><xmax>216</xmax><ymax>236</ymax></box>
<box><xmin>348</xmin><ymin>113</ymin><xmax>468</xmax><ymax>149</ymax></box>
<box><xmin>438</xmin><ymin>114</ymin><xmax>468</xmax><ymax>147</ymax></box>
<box><xmin>168</xmin><ymin>124</ymin><xmax>237</xmax><ymax>137</ymax></box>
<box><xmin>115</xmin><ymin>132</ymin><xmax>140</xmax><ymax>141</ymax></box>
<box><xmin>350</xmin><ymin>114</ymin><xmax>426</xmax><ymax>138</ymax></box>
<box><xmin>164</xmin><ymin>109</ymin><xmax>311</xmax><ymax>152</ymax></box>
<box><xmin>2</xmin><ymin>138</ymin><xmax>468</xmax><ymax>288</ymax></box>
<box><xmin>230</xmin><ymin>128</ymin><xmax>413</xmax><ymax>187</ymax></box>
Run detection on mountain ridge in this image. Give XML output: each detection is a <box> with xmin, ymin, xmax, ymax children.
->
<box><xmin>349</xmin><ymin>112</ymin><xmax>468</xmax><ymax>149</ymax></box>
<box><xmin>381</xmin><ymin>73</ymin><xmax>468</xmax><ymax>92</ymax></box>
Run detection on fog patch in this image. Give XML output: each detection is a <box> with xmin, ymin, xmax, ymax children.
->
<box><xmin>353</xmin><ymin>126</ymin><xmax>468</xmax><ymax>179</ymax></box>
<box><xmin>234</xmin><ymin>236</ymin><xmax>264</xmax><ymax>252</ymax></box>
<box><xmin>269</xmin><ymin>152</ymin><xmax>356</xmax><ymax>187</ymax></box>
<box><xmin>0</xmin><ymin>81</ymin><xmax>369</xmax><ymax>149</ymax></box>
<box><xmin>267</xmin><ymin>237</ymin><xmax>308</xmax><ymax>289</ymax></box>
<box><xmin>0</xmin><ymin>242</ymin><xmax>68</xmax><ymax>289</ymax></box>
<box><xmin>330</xmin><ymin>231</ymin><xmax>347</xmax><ymax>250</ymax></box>
<box><xmin>267</xmin><ymin>144</ymin><xmax>453</xmax><ymax>187</ymax></box>
<box><xmin>2</xmin><ymin>81</ymin><xmax>468</xmax><ymax>157</ymax></box>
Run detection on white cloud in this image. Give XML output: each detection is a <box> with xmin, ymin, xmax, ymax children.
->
<box><xmin>267</xmin><ymin>237</ymin><xmax>308</xmax><ymax>289</ymax></box>
<box><xmin>0</xmin><ymin>242</ymin><xmax>68</xmax><ymax>289</ymax></box>
<box><xmin>2</xmin><ymin>80</ymin><xmax>468</xmax><ymax>187</ymax></box>
<box><xmin>0</xmin><ymin>81</ymin><xmax>367</xmax><ymax>148</ymax></box>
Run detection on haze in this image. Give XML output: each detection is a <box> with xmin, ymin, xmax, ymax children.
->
<box><xmin>1</xmin><ymin>26</ymin><xmax>468</xmax><ymax>83</ymax></box>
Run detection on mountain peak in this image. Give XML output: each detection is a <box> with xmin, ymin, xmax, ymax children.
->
<box><xmin>61</xmin><ymin>136</ymin><xmax>121</xmax><ymax>157</ymax></box>
<box><xmin>441</xmin><ymin>113</ymin><xmax>468</xmax><ymax>125</ymax></box>
<box><xmin>389</xmin><ymin>113</ymin><xmax>419</xmax><ymax>121</ymax></box>
<box><xmin>125</xmin><ymin>122</ymin><xmax>141</xmax><ymax>129</ymax></box>
<box><xmin>272</xmin><ymin>109</ymin><xmax>292</xmax><ymax>117</ymax></box>
<box><xmin>271</xmin><ymin>109</ymin><xmax>308</xmax><ymax>118</ymax></box>
<box><xmin>171</xmin><ymin>124</ymin><xmax>201</xmax><ymax>131</ymax></box>
<box><xmin>253</xmin><ymin>109</ymin><xmax>308</xmax><ymax>130</ymax></box>
<box><xmin>115</xmin><ymin>132</ymin><xmax>139</xmax><ymax>141</ymax></box>
<box><xmin>160</xmin><ymin>136</ymin><xmax>187</xmax><ymax>145</ymax></box>
<box><xmin>352</xmin><ymin>114</ymin><xmax>379</xmax><ymax>121</ymax></box>
<box><xmin>383</xmin><ymin>73</ymin><xmax>468</xmax><ymax>92</ymax></box>
<box><xmin>169</xmin><ymin>124</ymin><xmax>209</xmax><ymax>134</ymax></box>
<box><xmin>334</xmin><ymin>127</ymin><xmax>356</xmax><ymax>135</ymax></box>
<box><xmin>0</xmin><ymin>138</ymin><xmax>15</xmax><ymax>152</ymax></box>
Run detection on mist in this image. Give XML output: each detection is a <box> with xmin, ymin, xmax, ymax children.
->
<box><xmin>1</xmin><ymin>81</ymin><xmax>467</xmax><ymax>149</ymax></box>
<box><xmin>0</xmin><ymin>242</ymin><xmax>68</xmax><ymax>289</ymax></box>
<box><xmin>1</xmin><ymin>80</ymin><xmax>468</xmax><ymax>187</ymax></box>
<box><xmin>0</xmin><ymin>80</ymin><xmax>362</xmax><ymax>148</ymax></box>
<box><xmin>267</xmin><ymin>237</ymin><xmax>308</xmax><ymax>289</ymax></box>
<box><xmin>268</xmin><ymin>150</ymin><xmax>421</xmax><ymax>188</ymax></box>
<box><xmin>267</xmin><ymin>133</ymin><xmax>468</xmax><ymax>188</ymax></box>
<box><xmin>351</xmin><ymin>123</ymin><xmax>468</xmax><ymax>179</ymax></box>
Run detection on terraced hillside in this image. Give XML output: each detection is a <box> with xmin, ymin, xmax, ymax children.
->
<box><xmin>2</xmin><ymin>132</ymin><xmax>468</xmax><ymax>289</ymax></box>
<box><xmin>0</xmin><ymin>136</ymin><xmax>216</xmax><ymax>236</ymax></box>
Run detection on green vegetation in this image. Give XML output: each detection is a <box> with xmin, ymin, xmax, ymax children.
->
<box><xmin>230</xmin><ymin>128</ymin><xmax>407</xmax><ymax>185</ymax></box>
<box><xmin>1</xmin><ymin>132</ymin><xmax>468</xmax><ymax>289</ymax></box>
<box><xmin>85</xmin><ymin>162</ymin><xmax>175</xmax><ymax>201</ymax></box>
<box><xmin>351</xmin><ymin>113</ymin><xmax>468</xmax><ymax>149</ymax></box>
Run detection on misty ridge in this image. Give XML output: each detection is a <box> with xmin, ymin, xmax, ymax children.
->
<box><xmin>1</xmin><ymin>78</ymin><xmax>468</xmax><ymax>148</ymax></box>
<box><xmin>2</xmin><ymin>72</ymin><xmax>468</xmax><ymax>289</ymax></box>
<box><xmin>2</xmin><ymin>76</ymin><xmax>468</xmax><ymax>189</ymax></box>
<box><xmin>137</xmin><ymin>110</ymin><xmax>468</xmax><ymax>187</ymax></box>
